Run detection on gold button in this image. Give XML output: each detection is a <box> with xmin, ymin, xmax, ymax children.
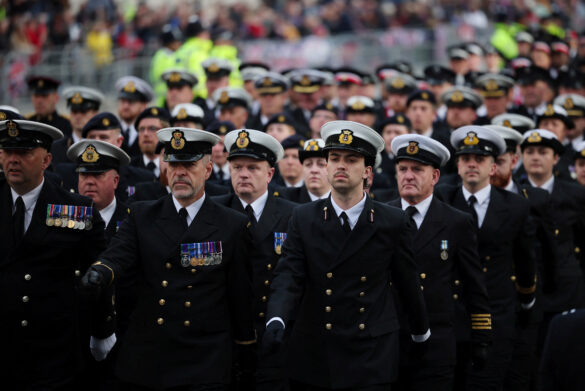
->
<box><xmin>454</xmin><ymin>280</ymin><xmax>460</xmax><ymax>286</ymax></box>
<box><xmin>325</xmin><ymin>323</ymin><xmax>332</xmax><ymax>330</ymax></box>
<box><xmin>24</xmin><ymin>274</ymin><xmax>31</xmax><ymax>281</ymax></box>
<box><xmin>420</xmin><ymin>285</ymin><xmax>424</xmax><ymax>291</ymax></box>
<box><xmin>161</xmin><ymin>280</ymin><xmax>168</xmax><ymax>287</ymax></box>
<box><xmin>22</xmin><ymin>296</ymin><xmax>29</xmax><ymax>303</ymax></box>
<box><xmin>453</xmin><ymin>294</ymin><xmax>459</xmax><ymax>300</ymax></box>
<box><xmin>184</xmin><ymin>320</ymin><xmax>190</xmax><ymax>327</ymax></box>
<box><xmin>264</xmin><ymin>280</ymin><xmax>270</xmax><ymax>286</ymax></box>
<box><xmin>485</xmin><ymin>256</ymin><xmax>491</xmax><ymax>261</ymax></box>
<box><xmin>510</xmin><ymin>275</ymin><xmax>517</xmax><ymax>282</ymax></box>
<box><xmin>191</xmin><ymin>269</ymin><xmax>197</xmax><ymax>274</ymax></box>
<box><xmin>184</xmin><ymin>301</ymin><xmax>191</xmax><ymax>308</ymax></box>
<box><xmin>576</xmin><ymin>247</ymin><xmax>581</xmax><ymax>254</ymax></box>
<box><xmin>326</xmin><ymin>289</ymin><xmax>332</xmax><ymax>295</ymax></box>
<box><xmin>483</xmin><ymin>267</ymin><xmax>487</xmax><ymax>273</ymax></box>
<box><xmin>359</xmin><ymin>291</ymin><xmax>365</xmax><ymax>297</ymax></box>
<box><xmin>326</xmin><ymin>272</ymin><xmax>333</xmax><ymax>279</ymax></box>
<box><xmin>157</xmin><ymin>318</ymin><xmax>164</xmax><ymax>325</ymax></box>
<box><xmin>259</xmin><ymin>312</ymin><xmax>265</xmax><ymax>318</ymax></box>
<box><xmin>325</xmin><ymin>306</ymin><xmax>332</xmax><ymax>312</ymax></box>
<box><xmin>106</xmin><ymin>316</ymin><xmax>113</xmax><ymax>322</ymax></box>
<box><xmin>359</xmin><ymin>307</ymin><xmax>365</xmax><ymax>313</ymax></box>
<box><xmin>74</xmin><ymin>270</ymin><xmax>81</xmax><ymax>277</ymax></box>
<box><xmin>266</xmin><ymin>264</ymin><xmax>272</xmax><ymax>270</ymax></box>
<box><xmin>187</xmin><ymin>285</ymin><xmax>193</xmax><ymax>289</ymax></box>
<box><xmin>388</xmin><ymin>282</ymin><xmax>393</xmax><ymax>286</ymax></box>
<box><xmin>261</xmin><ymin>296</ymin><xmax>267</xmax><ymax>302</ymax></box>
<box><xmin>359</xmin><ymin>323</ymin><xmax>365</xmax><ymax>330</ymax></box>
<box><xmin>21</xmin><ymin>320</ymin><xmax>28</xmax><ymax>327</ymax></box>
<box><xmin>420</xmin><ymin>273</ymin><xmax>426</xmax><ymax>279</ymax></box>
<box><xmin>555</xmin><ymin>229</ymin><xmax>559</xmax><ymax>236</ymax></box>
<box><xmin>159</xmin><ymin>299</ymin><xmax>166</xmax><ymax>306</ymax></box>
<box><xmin>360</xmin><ymin>276</ymin><xmax>367</xmax><ymax>282</ymax></box>
<box><xmin>165</xmin><ymin>262</ymin><xmax>172</xmax><ymax>269</ymax></box>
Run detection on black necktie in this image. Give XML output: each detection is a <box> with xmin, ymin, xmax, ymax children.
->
<box><xmin>13</xmin><ymin>196</ymin><xmax>25</xmax><ymax>241</ymax></box>
<box><xmin>468</xmin><ymin>195</ymin><xmax>479</xmax><ymax>226</ymax></box>
<box><xmin>405</xmin><ymin>205</ymin><xmax>418</xmax><ymax>228</ymax></box>
<box><xmin>146</xmin><ymin>161</ymin><xmax>156</xmax><ymax>173</ymax></box>
<box><xmin>178</xmin><ymin>207</ymin><xmax>189</xmax><ymax>231</ymax></box>
<box><xmin>245</xmin><ymin>205</ymin><xmax>257</xmax><ymax>227</ymax></box>
<box><xmin>340</xmin><ymin>212</ymin><xmax>351</xmax><ymax>234</ymax></box>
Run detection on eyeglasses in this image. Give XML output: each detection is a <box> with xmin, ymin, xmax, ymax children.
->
<box><xmin>138</xmin><ymin>126</ymin><xmax>159</xmax><ymax>133</ymax></box>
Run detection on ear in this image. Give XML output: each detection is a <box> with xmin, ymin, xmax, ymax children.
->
<box><xmin>489</xmin><ymin>160</ymin><xmax>497</xmax><ymax>176</ymax></box>
<box><xmin>42</xmin><ymin>151</ymin><xmax>52</xmax><ymax>171</ymax></box>
<box><xmin>511</xmin><ymin>153</ymin><xmax>519</xmax><ymax>166</ymax></box>
<box><xmin>363</xmin><ymin>164</ymin><xmax>372</xmax><ymax>180</ymax></box>
<box><xmin>553</xmin><ymin>153</ymin><xmax>560</xmax><ymax>165</ymax></box>
<box><xmin>204</xmin><ymin>156</ymin><xmax>213</xmax><ymax>180</ymax></box>
<box><xmin>116</xmin><ymin>135</ymin><xmax>124</xmax><ymax>148</ymax></box>
<box><xmin>266</xmin><ymin>165</ymin><xmax>275</xmax><ymax>183</ymax></box>
<box><xmin>112</xmin><ymin>172</ymin><xmax>120</xmax><ymax>189</ymax></box>
<box><xmin>432</xmin><ymin>168</ymin><xmax>440</xmax><ymax>185</ymax></box>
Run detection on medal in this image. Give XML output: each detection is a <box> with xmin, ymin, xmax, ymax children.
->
<box><xmin>78</xmin><ymin>221</ymin><xmax>86</xmax><ymax>230</ymax></box>
<box><xmin>181</xmin><ymin>253</ymin><xmax>190</xmax><ymax>267</ymax></box>
<box><xmin>54</xmin><ymin>205</ymin><xmax>62</xmax><ymax>227</ymax></box>
<box><xmin>274</xmin><ymin>233</ymin><xmax>287</xmax><ymax>255</ymax></box>
<box><xmin>440</xmin><ymin>240</ymin><xmax>449</xmax><ymax>260</ymax></box>
<box><xmin>84</xmin><ymin>206</ymin><xmax>93</xmax><ymax>230</ymax></box>
<box><xmin>85</xmin><ymin>219</ymin><xmax>92</xmax><ymax>230</ymax></box>
<box><xmin>441</xmin><ymin>250</ymin><xmax>448</xmax><ymax>260</ymax></box>
<box><xmin>60</xmin><ymin>205</ymin><xmax>68</xmax><ymax>227</ymax></box>
<box><xmin>46</xmin><ymin>204</ymin><xmax>55</xmax><ymax>226</ymax></box>
<box><xmin>275</xmin><ymin>244</ymin><xmax>282</xmax><ymax>255</ymax></box>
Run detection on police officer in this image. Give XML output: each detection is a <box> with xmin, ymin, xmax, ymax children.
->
<box><xmin>214</xmin><ymin>128</ymin><xmax>296</xmax><ymax>390</ymax></box>
<box><xmin>25</xmin><ymin>75</ymin><xmax>73</xmax><ymax>137</ymax></box>
<box><xmin>150</xmin><ymin>24</ymin><xmax>183</xmax><ymax>106</ymax></box>
<box><xmin>280</xmin><ymin>138</ymin><xmax>331</xmax><ymax>203</ymax></box>
<box><xmin>51</xmin><ymin>86</ymin><xmax>105</xmax><ymax>164</ymax></box>
<box><xmin>81</xmin><ymin>127</ymin><xmax>256</xmax><ymax>390</ymax></box>
<box><xmin>389</xmin><ymin>134</ymin><xmax>491</xmax><ymax>391</ymax></box>
<box><xmin>263</xmin><ymin>120</ymin><xmax>430</xmax><ymax>390</ymax></box>
<box><xmin>437</xmin><ymin>126</ymin><xmax>538</xmax><ymax>391</ymax></box>
<box><xmin>0</xmin><ymin>119</ymin><xmax>108</xmax><ymax>389</ymax></box>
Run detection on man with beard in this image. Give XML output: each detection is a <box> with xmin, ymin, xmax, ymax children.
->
<box><xmin>130</xmin><ymin>107</ymin><xmax>171</xmax><ymax>179</ymax></box>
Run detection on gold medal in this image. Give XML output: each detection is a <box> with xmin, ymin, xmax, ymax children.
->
<box><xmin>54</xmin><ymin>218</ymin><xmax>62</xmax><ymax>227</ymax></box>
<box><xmin>67</xmin><ymin>220</ymin><xmax>75</xmax><ymax>229</ymax></box>
<box><xmin>46</xmin><ymin>218</ymin><xmax>54</xmax><ymax>226</ymax></box>
<box><xmin>190</xmin><ymin>257</ymin><xmax>198</xmax><ymax>266</ymax></box>
<box><xmin>441</xmin><ymin>250</ymin><xmax>448</xmax><ymax>260</ymax></box>
<box><xmin>198</xmin><ymin>258</ymin><xmax>205</xmax><ymax>266</ymax></box>
<box><xmin>275</xmin><ymin>244</ymin><xmax>282</xmax><ymax>255</ymax></box>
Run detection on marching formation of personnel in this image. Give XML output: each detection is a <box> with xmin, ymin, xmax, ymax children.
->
<box><xmin>4</xmin><ymin>22</ymin><xmax>585</xmax><ymax>391</ymax></box>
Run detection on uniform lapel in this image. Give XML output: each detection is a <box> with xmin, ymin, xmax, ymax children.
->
<box><xmin>255</xmin><ymin>194</ymin><xmax>280</xmax><ymax>241</ymax></box>
<box><xmin>183</xmin><ymin>196</ymin><xmax>219</xmax><ymax>241</ymax></box>
<box><xmin>19</xmin><ymin>180</ymin><xmax>50</xmax><ymax>248</ymax></box>
<box><xmin>155</xmin><ymin>195</ymin><xmax>187</xmax><ymax>244</ymax></box>
<box><xmin>480</xmin><ymin>187</ymin><xmax>507</xmax><ymax>233</ymax></box>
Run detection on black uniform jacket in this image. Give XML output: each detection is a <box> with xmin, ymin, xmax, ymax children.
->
<box><xmin>213</xmin><ymin>192</ymin><xmax>297</xmax><ymax>336</ymax></box>
<box><xmin>436</xmin><ymin>185</ymin><xmax>538</xmax><ymax>340</ymax></box>
<box><xmin>26</xmin><ymin>110</ymin><xmax>73</xmax><ymax>137</ymax></box>
<box><xmin>97</xmin><ymin>195</ymin><xmax>256</xmax><ymax>389</ymax></box>
<box><xmin>266</xmin><ymin>196</ymin><xmax>429</xmax><ymax>388</ymax></box>
<box><xmin>389</xmin><ymin>196</ymin><xmax>491</xmax><ymax>360</ymax></box>
<box><xmin>279</xmin><ymin>184</ymin><xmax>313</xmax><ymax>204</ymax></box>
<box><xmin>0</xmin><ymin>178</ymin><xmax>106</xmax><ymax>388</ymax></box>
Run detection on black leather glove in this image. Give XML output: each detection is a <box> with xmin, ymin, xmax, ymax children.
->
<box><xmin>471</xmin><ymin>342</ymin><xmax>490</xmax><ymax>370</ymax></box>
<box><xmin>262</xmin><ymin>321</ymin><xmax>285</xmax><ymax>354</ymax></box>
<box><xmin>81</xmin><ymin>265</ymin><xmax>110</xmax><ymax>297</ymax></box>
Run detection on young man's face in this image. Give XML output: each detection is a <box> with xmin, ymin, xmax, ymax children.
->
<box><xmin>302</xmin><ymin>156</ymin><xmax>329</xmax><ymax>194</ymax></box>
<box><xmin>575</xmin><ymin>158</ymin><xmax>585</xmax><ymax>186</ymax></box>
<box><xmin>522</xmin><ymin>146</ymin><xmax>558</xmax><ymax>179</ymax></box>
<box><xmin>278</xmin><ymin>148</ymin><xmax>303</xmax><ymax>184</ymax></box>
<box><xmin>457</xmin><ymin>154</ymin><xmax>496</xmax><ymax>189</ymax></box>
<box><xmin>446</xmin><ymin>106</ymin><xmax>477</xmax><ymax>129</ymax></box>
<box><xmin>381</xmin><ymin>124</ymin><xmax>409</xmax><ymax>155</ymax></box>
<box><xmin>406</xmin><ymin>101</ymin><xmax>436</xmax><ymax>133</ymax></box>
<box><xmin>326</xmin><ymin>149</ymin><xmax>370</xmax><ymax>194</ymax></box>
<box><xmin>539</xmin><ymin>118</ymin><xmax>567</xmax><ymax>142</ymax></box>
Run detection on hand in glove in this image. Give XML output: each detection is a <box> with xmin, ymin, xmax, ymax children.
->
<box><xmin>262</xmin><ymin>321</ymin><xmax>285</xmax><ymax>354</ymax></box>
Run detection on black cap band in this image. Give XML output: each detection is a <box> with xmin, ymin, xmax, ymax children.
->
<box><xmin>395</xmin><ymin>147</ymin><xmax>441</xmax><ymax>168</ymax></box>
<box><xmin>323</xmin><ymin>133</ymin><xmax>377</xmax><ymax>159</ymax></box>
<box><xmin>228</xmin><ymin>141</ymin><xmax>277</xmax><ymax>166</ymax></box>
<box><xmin>455</xmin><ymin>139</ymin><xmax>499</xmax><ymax>157</ymax></box>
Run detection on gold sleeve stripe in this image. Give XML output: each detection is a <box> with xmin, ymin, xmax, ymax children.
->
<box><xmin>92</xmin><ymin>261</ymin><xmax>115</xmax><ymax>285</ymax></box>
<box><xmin>515</xmin><ymin>283</ymin><xmax>536</xmax><ymax>294</ymax></box>
<box><xmin>471</xmin><ymin>314</ymin><xmax>491</xmax><ymax>318</ymax></box>
<box><xmin>234</xmin><ymin>339</ymin><xmax>257</xmax><ymax>345</ymax></box>
<box><xmin>472</xmin><ymin>326</ymin><xmax>492</xmax><ymax>330</ymax></box>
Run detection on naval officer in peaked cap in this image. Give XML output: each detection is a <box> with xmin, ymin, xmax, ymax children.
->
<box><xmin>263</xmin><ymin>120</ymin><xmax>430</xmax><ymax>390</ymax></box>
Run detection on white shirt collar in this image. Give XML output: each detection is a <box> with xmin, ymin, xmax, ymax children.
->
<box><xmin>11</xmin><ymin>178</ymin><xmax>44</xmax><ymax>232</ymax></box>
<box><xmin>422</xmin><ymin>127</ymin><xmax>433</xmax><ymax>137</ymax></box>
<box><xmin>528</xmin><ymin>175</ymin><xmax>555</xmax><ymax>194</ymax></box>
<box><xmin>172</xmin><ymin>193</ymin><xmax>206</xmax><ymax>226</ymax></box>
<box><xmin>142</xmin><ymin>155</ymin><xmax>160</xmax><ymax>177</ymax></box>
<box><xmin>284</xmin><ymin>178</ymin><xmax>304</xmax><ymax>188</ymax></box>
<box><xmin>462</xmin><ymin>184</ymin><xmax>491</xmax><ymax>206</ymax></box>
<box><xmin>571</xmin><ymin>135</ymin><xmax>584</xmax><ymax>150</ymax></box>
<box><xmin>72</xmin><ymin>131</ymin><xmax>82</xmax><ymax>144</ymax></box>
<box><xmin>121</xmin><ymin>121</ymin><xmax>138</xmax><ymax>145</ymax></box>
<box><xmin>330</xmin><ymin>192</ymin><xmax>367</xmax><ymax>230</ymax></box>
<box><xmin>309</xmin><ymin>189</ymin><xmax>331</xmax><ymax>201</ymax></box>
<box><xmin>213</xmin><ymin>162</ymin><xmax>230</xmax><ymax>179</ymax></box>
<box><xmin>504</xmin><ymin>179</ymin><xmax>518</xmax><ymax>194</ymax></box>
<box><xmin>99</xmin><ymin>198</ymin><xmax>117</xmax><ymax>227</ymax></box>
<box><xmin>239</xmin><ymin>190</ymin><xmax>269</xmax><ymax>221</ymax></box>
<box><xmin>400</xmin><ymin>194</ymin><xmax>433</xmax><ymax>229</ymax></box>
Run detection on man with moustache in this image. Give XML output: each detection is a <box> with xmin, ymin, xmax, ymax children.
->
<box><xmin>263</xmin><ymin>120</ymin><xmax>430</xmax><ymax>390</ymax></box>
<box><xmin>81</xmin><ymin>127</ymin><xmax>256</xmax><ymax>390</ymax></box>
<box><xmin>281</xmin><ymin>138</ymin><xmax>331</xmax><ymax>203</ymax></box>
<box><xmin>389</xmin><ymin>134</ymin><xmax>491</xmax><ymax>391</ymax></box>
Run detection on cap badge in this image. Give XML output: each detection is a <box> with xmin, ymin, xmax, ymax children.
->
<box><xmin>236</xmin><ymin>130</ymin><xmax>250</xmax><ymax>148</ymax></box>
<box><xmin>208</xmin><ymin>62</ymin><xmax>220</xmax><ymax>73</ymax></box>
<box><xmin>463</xmin><ymin>131</ymin><xmax>479</xmax><ymax>146</ymax></box>
<box><xmin>176</xmin><ymin>108</ymin><xmax>188</xmax><ymax>120</ymax></box>
<box><xmin>544</xmin><ymin>104</ymin><xmax>554</xmax><ymax>116</ymax></box>
<box><xmin>151</xmin><ymin>107</ymin><xmax>159</xmax><ymax>115</ymax></box>
<box><xmin>278</xmin><ymin>115</ymin><xmax>286</xmax><ymax>123</ymax></box>
<box><xmin>564</xmin><ymin>97</ymin><xmax>574</xmax><ymax>110</ymax></box>
<box><xmin>219</xmin><ymin>90</ymin><xmax>230</xmax><ymax>104</ymax></box>
<box><xmin>71</xmin><ymin>92</ymin><xmax>83</xmax><ymax>104</ymax></box>
<box><xmin>527</xmin><ymin>131</ymin><xmax>542</xmax><ymax>143</ymax></box>
<box><xmin>451</xmin><ymin>91</ymin><xmax>464</xmax><ymax>103</ymax></box>
<box><xmin>406</xmin><ymin>141</ymin><xmax>419</xmax><ymax>155</ymax></box>
<box><xmin>262</xmin><ymin>77</ymin><xmax>272</xmax><ymax>86</ymax></box>
<box><xmin>0</xmin><ymin>112</ymin><xmax>6</xmax><ymax>120</ymax></box>
<box><xmin>171</xmin><ymin>130</ymin><xmax>186</xmax><ymax>150</ymax></box>
<box><xmin>351</xmin><ymin>101</ymin><xmax>365</xmax><ymax>110</ymax></box>
<box><xmin>219</xmin><ymin>125</ymin><xmax>227</xmax><ymax>134</ymax></box>
<box><xmin>485</xmin><ymin>79</ymin><xmax>499</xmax><ymax>91</ymax></box>
<box><xmin>421</xmin><ymin>92</ymin><xmax>429</xmax><ymax>100</ymax></box>
<box><xmin>503</xmin><ymin>119</ymin><xmax>512</xmax><ymax>128</ymax></box>
<box><xmin>81</xmin><ymin>145</ymin><xmax>100</xmax><ymax>163</ymax></box>
<box><xmin>102</xmin><ymin>118</ymin><xmax>110</xmax><ymax>127</ymax></box>
<box><xmin>391</xmin><ymin>77</ymin><xmax>405</xmax><ymax>89</ymax></box>
<box><xmin>169</xmin><ymin>72</ymin><xmax>181</xmax><ymax>83</ymax></box>
<box><xmin>581</xmin><ymin>149</ymin><xmax>585</xmax><ymax>157</ymax></box>
<box><xmin>300</xmin><ymin>75</ymin><xmax>311</xmax><ymax>86</ymax></box>
<box><xmin>123</xmin><ymin>81</ymin><xmax>136</xmax><ymax>93</ymax></box>
<box><xmin>339</xmin><ymin>129</ymin><xmax>353</xmax><ymax>145</ymax></box>
<box><xmin>7</xmin><ymin>120</ymin><xmax>18</xmax><ymax>137</ymax></box>
<box><xmin>38</xmin><ymin>80</ymin><xmax>44</xmax><ymax>88</ymax></box>
<box><xmin>397</xmin><ymin>115</ymin><xmax>405</xmax><ymax>124</ymax></box>
<box><xmin>306</xmin><ymin>140</ymin><xmax>320</xmax><ymax>151</ymax></box>
<box><xmin>326</xmin><ymin>103</ymin><xmax>333</xmax><ymax>110</ymax></box>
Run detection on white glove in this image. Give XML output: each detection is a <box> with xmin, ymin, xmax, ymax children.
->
<box><xmin>90</xmin><ymin>333</ymin><xmax>117</xmax><ymax>361</ymax></box>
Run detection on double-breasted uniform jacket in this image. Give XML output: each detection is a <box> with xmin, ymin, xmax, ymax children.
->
<box><xmin>213</xmin><ymin>192</ymin><xmax>297</xmax><ymax>337</ymax></box>
<box><xmin>436</xmin><ymin>185</ymin><xmax>538</xmax><ymax>340</ymax></box>
<box><xmin>96</xmin><ymin>195</ymin><xmax>256</xmax><ymax>389</ymax></box>
<box><xmin>266</xmin><ymin>196</ymin><xmax>429</xmax><ymax>388</ymax></box>
<box><xmin>389</xmin><ymin>196</ymin><xmax>491</xmax><ymax>364</ymax></box>
<box><xmin>517</xmin><ymin>177</ymin><xmax>585</xmax><ymax>313</ymax></box>
<box><xmin>0</xmin><ymin>178</ymin><xmax>107</xmax><ymax>388</ymax></box>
